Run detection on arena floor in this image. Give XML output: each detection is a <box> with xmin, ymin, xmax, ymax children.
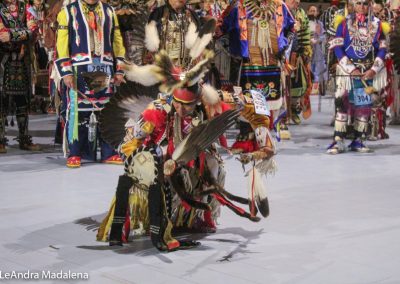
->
<box><xmin>1</xmin><ymin>96</ymin><xmax>399</xmax><ymax>284</ymax></box>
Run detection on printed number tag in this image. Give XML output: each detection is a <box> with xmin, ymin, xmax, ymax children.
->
<box><xmin>251</xmin><ymin>90</ymin><xmax>270</xmax><ymax>116</ymax></box>
<box><xmin>353</xmin><ymin>88</ymin><xmax>372</xmax><ymax>107</ymax></box>
<box><xmin>88</xmin><ymin>65</ymin><xmax>112</xmax><ymax>74</ymax></box>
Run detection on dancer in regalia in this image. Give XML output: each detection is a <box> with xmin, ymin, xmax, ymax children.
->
<box><xmin>55</xmin><ymin>0</ymin><xmax>126</xmax><ymax>167</ymax></box>
<box><xmin>327</xmin><ymin>0</ymin><xmax>388</xmax><ymax>154</ymax></box>
<box><xmin>0</xmin><ymin>0</ymin><xmax>41</xmax><ymax>153</ymax></box>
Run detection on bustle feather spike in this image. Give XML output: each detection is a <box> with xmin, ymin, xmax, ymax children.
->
<box><xmin>185</xmin><ymin>22</ymin><xmax>198</xmax><ymax>50</ymax></box>
<box><xmin>123</xmin><ymin>63</ymin><xmax>161</xmax><ymax>86</ymax></box>
<box><xmin>189</xmin><ymin>18</ymin><xmax>217</xmax><ymax>59</ymax></box>
<box><xmin>185</xmin><ymin>50</ymin><xmax>215</xmax><ymax>87</ymax></box>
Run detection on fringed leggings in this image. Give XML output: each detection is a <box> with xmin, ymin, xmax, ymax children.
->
<box><xmin>333</xmin><ymin>95</ymin><xmax>370</xmax><ymax>140</ymax></box>
<box><xmin>0</xmin><ymin>94</ymin><xmax>29</xmax><ymax>143</ymax></box>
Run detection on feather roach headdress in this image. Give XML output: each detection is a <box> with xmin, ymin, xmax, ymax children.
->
<box><xmin>125</xmin><ymin>17</ymin><xmax>218</xmax><ymax>102</ymax></box>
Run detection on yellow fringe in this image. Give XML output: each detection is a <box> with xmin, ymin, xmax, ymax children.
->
<box><xmin>97</xmin><ymin>196</ymin><xmax>116</xmax><ymax>242</ymax></box>
<box><xmin>187</xmin><ymin>208</ymin><xmax>196</xmax><ymax>229</ymax></box>
<box><xmin>129</xmin><ymin>188</ymin><xmax>149</xmax><ymax>232</ymax></box>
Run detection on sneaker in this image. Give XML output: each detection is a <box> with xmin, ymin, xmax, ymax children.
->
<box><xmin>67</xmin><ymin>156</ymin><xmax>81</xmax><ymax>168</ymax></box>
<box><xmin>102</xmin><ymin>154</ymin><xmax>123</xmax><ymax>165</ymax></box>
<box><xmin>348</xmin><ymin>140</ymin><xmax>372</xmax><ymax>153</ymax></box>
<box><xmin>327</xmin><ymin>138</ymin><xmax>345</xmax><ymax>154</ymax></box>
<box><xmin>279</xmin><ymin>124</ymin><xmax>291</xmax><ymax>140</ymax></box>
<box><xmin>279</xmin><ymin>129</ymin><xmax>291</xmax><ymax>140</ymax></box>
<box><xmin>291</xmin><ymin>113</ymin><xmax>301</xmax><ymax>125</ymax></box>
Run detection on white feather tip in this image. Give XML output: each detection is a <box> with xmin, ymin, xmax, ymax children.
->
<box><xmin>185</xmin><ymin>22</ymin><xmax>198</xmax><ymax>50</ymax></box>
<box><xmin>124</xmin><ymin>64</ymin><xmax>160</xmax><ymax>86</ymax></box>
<box><xmin>145</xmin><ymin>21</ymin><xmax>160</xmax><ymax>52</ymax></box>
<box><xmin>201</xmin><ymin>84</ymin><xmax>220</xmax><ymax>105</ymax></box>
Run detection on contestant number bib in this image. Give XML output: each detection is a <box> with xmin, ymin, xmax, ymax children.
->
<box><xmin>87</xmin><ymin>64</ymin><xmax>112</xmax><ymax>74</ymax></box>
<box><xmin>353</xmin><ymin>88</ymin><xmax>372</xmax><ymax>107</ymax></box>
<box><xmin>251</xmin><ymin>90</ymin><xmax>270</xmax><ymax>116</ymax></box>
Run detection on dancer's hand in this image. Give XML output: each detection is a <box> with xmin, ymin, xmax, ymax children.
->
<box><xmin>113</xmin><ymin>74</ymin><xmax>125</xmax><ymax>86</ymax></box>
<box><xmin>362</xmin><ymin>69</ymin><xmax>376</xmax><ymax>81</ymax></box>
<box><xmin>238</xmin><ymin>153</ymin><xmax>253</xmax><ymax>164</ymax></box>
<box><xmin>63</xmin><ymin>75</ymin><xmax>75</xmax><ymax>89</ymax></box>
<box><xmin>0</xmin><ymin>31</ymin><xmax>10</xmax><ymax>42</ymax></box>
<box><xmin>350</xmin><ymin>69</ymin><xmax>362</xmax><ymax>77</ymax></box>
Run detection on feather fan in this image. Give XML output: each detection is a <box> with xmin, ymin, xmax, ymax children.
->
<box><xmin>172</xmin><ymin>109</ymin><xmax>240</xmax><ymax>165</ymax></box>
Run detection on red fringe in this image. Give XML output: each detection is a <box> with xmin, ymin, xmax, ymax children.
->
<box><xmin>142</xmin><ymin>109</ymin><xmax>167</xmax><ymax>129</ymax></box>
<box><xmin>231</xmin><ymin>140</ymin><xmax>258</xmax><ymax>153</ymax></box>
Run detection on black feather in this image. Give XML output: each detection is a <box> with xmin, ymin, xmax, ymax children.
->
<box><xmin>99</xmin><ymin>81</ymin><xmax>158</xmax><ymax>147</ymax></box>
<box><xmin>154</xmin><ymin>50</ymin><xmax>181</xmax><ymax>92</ymax></box>
<box><xmin>169</xmin><ymin>172</ymin><xmax>211</xmax><ymax>211</ymax></box>
<box><xmin>172</xmin><ymin>109</ymin><xmax>240</xmax><ymax>165</ymax></box>
<box><xmin>198</xmin><ymin>18</ymin><xmax>217</xmax><ymax>38</ymax></box>
<box><xmin>118</xmin><ymin>6</ymin><xmax>149</xmax><ymax>65</ymax></box>
<box><xmin>256</xmin><ymin>197</ymin><xmax>270</xmax><ymax>218</ymax></box>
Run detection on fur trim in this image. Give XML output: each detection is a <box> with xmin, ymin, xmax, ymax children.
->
<box><xmin>185</xmin><ymin>22</ymin><xmax>198</xmax><ymax>50</ymax></box>
<box><xmin>123</xmin><ymin>63</ymin><xmax>161</xmax><ymax>86</ymax></box>
<box><xmin>145</xmin><ymin>21</ymin><xmax>160</xmax><ymax>52</ymax></box>
<box><xmin>201</xmin><ymin>84</ymin><xmax>220</xmax><ymax>105</ymax></box>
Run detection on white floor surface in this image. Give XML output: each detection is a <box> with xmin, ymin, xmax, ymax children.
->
<box><xmin>1</xmin><ymin>96</ymin><xmax>400</xmax><ymax>284</ymax></box>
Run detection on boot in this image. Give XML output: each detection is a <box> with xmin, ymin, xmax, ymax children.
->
<box><xmin>109</xmin><ymin>175</ymin><xmax>134</xmax><ymax>246</ymax></box>
<box><xmin>16</xmin><ymin>135</ymin><xmax>41</xmax><ymax>151</ymax></box>
<box><xmin>0</xmin><ymin>143</ymin><xmax>6</xmax><ymax>154</ymax></box>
